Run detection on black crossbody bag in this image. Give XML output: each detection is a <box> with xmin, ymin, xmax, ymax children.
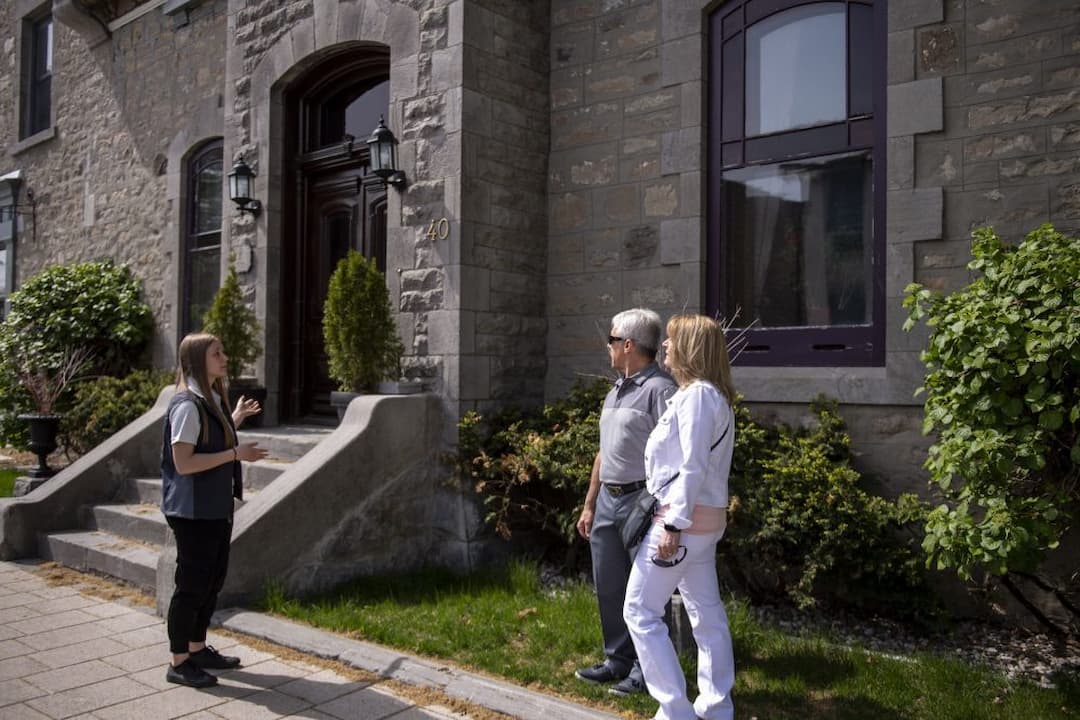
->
<box><xmin>620</xmin><ymin>423</ymin><xmax>730</xmax><ymax>551</ymax></box>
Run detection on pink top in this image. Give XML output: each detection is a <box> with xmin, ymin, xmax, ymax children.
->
<box><xmin>654</xmin><ymin>503</ymin><xmax>726</xmax><ymax>535</ymax></box>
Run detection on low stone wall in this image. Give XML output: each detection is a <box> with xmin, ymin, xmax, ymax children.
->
<box><xmin>0</xmin><ymin>387</ymin><xmax>171</xmax><ymax>560</ymax></box>
<box><xmin>198</xmin><ymin>393</ymin><xmax>470</xmax><ymax>608</ymax></box>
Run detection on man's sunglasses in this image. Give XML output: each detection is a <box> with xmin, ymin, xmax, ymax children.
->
<box><xmin>651</xmin><ymin>546</ymin><xmax>687</xmax><ymax>568</ymax></box>
<box><xmin>608</xmin><ymin>335</ymin><xmax>626</xmax><ymax>345</ymax></box>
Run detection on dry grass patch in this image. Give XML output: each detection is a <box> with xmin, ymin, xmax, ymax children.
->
<box><xmin>33</xmin><ymin>561</ymin><xmax>155</xmax><ymax>607</ymax></box>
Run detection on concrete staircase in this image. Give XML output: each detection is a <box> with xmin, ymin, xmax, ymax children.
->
<box><xmin>38</xmin><ymin>426</ymin><xmax>332</xmax><ymax>593</ymax></box>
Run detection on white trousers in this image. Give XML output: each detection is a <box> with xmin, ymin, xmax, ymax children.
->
<box><xmin>624</xmin><ymin>524</ymin><xmax>734</xmax><ymax>720</ymax></box>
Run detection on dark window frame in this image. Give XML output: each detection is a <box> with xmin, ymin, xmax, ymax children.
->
<box><xmin>19</xmin><ymin>11</ymin><xmax>53</xmax><ymax>139</ymax></box>
<box><xmin>182</xmin><ymin>139</ymin><xmax>224</xmax><ymax>336</ymax></box>
<box><xmin>706</xmin><ymin>0</ymin><xmax>886</xmax><ymax>367</ymax></box>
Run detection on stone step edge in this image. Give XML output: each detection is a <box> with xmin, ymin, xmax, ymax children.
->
<box><xmin>214</xmin><ymin>609</ymin><xmax>620</xmax><ymax>720</ymax></box>
<box><xmin>41</xmin><ymin>530</ymin><xmax>160</xmax><ymax>592</ymax></box>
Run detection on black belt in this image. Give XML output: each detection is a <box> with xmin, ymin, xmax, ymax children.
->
<box><xmin>603</xmin><ymin>480</ymin><xmax>647</xmax><ymax>497</ymax></box>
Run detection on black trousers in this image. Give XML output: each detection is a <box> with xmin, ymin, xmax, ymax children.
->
<box><xmin>166</xmin><ymin>516</ymin><xmax>232</xmax><ymax>655</ymax></box>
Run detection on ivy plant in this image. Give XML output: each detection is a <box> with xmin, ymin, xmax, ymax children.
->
<box><xmin>904</xmin><ymin>224</ymin><xmax>1079</xmax><ymax>633</ymax></box>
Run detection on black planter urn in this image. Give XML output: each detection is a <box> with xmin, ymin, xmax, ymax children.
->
<box><xmin>17</xmin><ymin>413</ymin><xmax>61</xmax><ymax>479</ymax></box>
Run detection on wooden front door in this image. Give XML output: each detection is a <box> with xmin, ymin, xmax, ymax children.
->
<box><xmin>295</xmin><ymin>161</ymin><xmax>387</xmax><ymax>418</ymax></box>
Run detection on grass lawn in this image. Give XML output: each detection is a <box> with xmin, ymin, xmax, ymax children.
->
<box><xmin>261</xmin><ymin>561</ymin><xmax>1079</xmax><ymax>720</ymax></box>
<box><xmin>0</xmin><ymin>469</ymin><xmax>17</xmax><ymax>497</ymax></box>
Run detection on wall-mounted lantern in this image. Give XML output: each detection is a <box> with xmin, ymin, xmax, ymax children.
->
<box><xmin>227</xmin><ymin>155</ymin><xmax>261</xmax><ymax>215</ymax></box>
<box><xmin>366</xmin><ymin>116</ymin><xmax>407</xmax><ymax>189</ymax></box>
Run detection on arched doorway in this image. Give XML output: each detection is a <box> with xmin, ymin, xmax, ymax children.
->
<box><xmin>280</xmin><ymin>49</ymin><xmax>390</xmax><ymax>420</ymax></box>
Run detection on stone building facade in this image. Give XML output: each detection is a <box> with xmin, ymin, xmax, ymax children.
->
<box><xmin>1</xmin><ymin>0</ymin><xmax>1078</xmax><ymax>489</ymax></box>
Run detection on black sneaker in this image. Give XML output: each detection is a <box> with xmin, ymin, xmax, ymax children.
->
<box><xmin>608</xmin><ymin>674</ymin><xmax>646</xmax><ymax>696</ymax></box>
<box><xmin>188</xmin><ymin>645</ymin><xmax>242</xmax><ymax>670</ymax></box>
<box><xmin>575</xmin><ymin>662</ymin><xmax>624</xmax><ymax>684</ymax></box>
<box><xmin>166</xmin><ymin>660</ymin><xmax>218</xmax><ymax>688</ymax></box>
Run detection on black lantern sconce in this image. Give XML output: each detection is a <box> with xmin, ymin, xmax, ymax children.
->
<box><xmin>366</xmin><ymin>116</ymin><xmax>407</xmax><ymax>189</ymax></box>
<box><xmin>227</xmin><ymin>155</ymin><xmax>261</xmax><ymax>215</ymax></box>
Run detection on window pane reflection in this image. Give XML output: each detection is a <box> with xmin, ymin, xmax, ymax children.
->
<box><xmin>723</xmin><ymin>150</ymin><xmax>873</xmax><ymax>329</ymax></box>
<box><xmin>319</xmin><ymin>79</ymin><xmax>389</xmax><ymax>147</ymax></box>
<box><xmin>746</xmin><ymin>3</ymin><xmax>846</xmax><ymax>136</ymax></box>
<box><xmin>195</xmin><ymin>160</ymin><xmax>223</xmax><ymax>237</ymax></box>
<box><xmin>187</xmin><ymin>247</ymin><xmax>220</xmax><ymax>334</ymax></box>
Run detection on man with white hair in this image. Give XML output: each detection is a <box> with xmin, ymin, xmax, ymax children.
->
<box><xmin>575</xmin><ymin>308</ymin><xmax>676</xmax><ymax>697</ymax></box>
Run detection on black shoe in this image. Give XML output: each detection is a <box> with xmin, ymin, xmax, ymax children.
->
<box><xmin>166</xmin><ymin>660</ymin><xmax>218</xmax><ymax>688</ymax></box>
<box><xmin>609</xmin><ymin>674</ymin><xmax>646</xmax><ymax>697</ymax></box>
<box><xmin>575</xmin><ymin>662</ymin><xmax>624</xmax><ymax>684</ymax></box>
<box><xmin>188</xmin><ymin>645</ymin><xmax>241</xmax><ymax>670</ymax></box>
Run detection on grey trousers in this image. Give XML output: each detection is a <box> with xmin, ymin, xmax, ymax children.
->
<box><xmin>589</xmin><ymin>483</ymin><xmax>644</xmax><ymax>678</ymax></box>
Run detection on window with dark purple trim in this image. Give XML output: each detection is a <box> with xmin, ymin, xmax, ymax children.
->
<box><xmin>183</xmin><ymin>140</ymin><xmax>223</xmax><ymax>336</ymax></box>
<box><xmin>707</xmin><ymin>0</ymin><xmax>886</xmax><ymax>366</ymax></box>
<box><xmin>19</xmin><ymin>12</ymin><xmax>52</xmax><ymax>139</ymax></box>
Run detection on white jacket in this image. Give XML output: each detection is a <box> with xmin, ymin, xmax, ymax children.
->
<box><xmin>644</xmin><ymin>380</ymin><xmax>735</xmax><ymax>530</ymax></box>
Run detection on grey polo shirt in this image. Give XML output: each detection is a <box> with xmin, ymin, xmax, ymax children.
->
<box><xmin>599</xmin><ymin>363</ymin><xmax>676</xmax><ymax>485</ymax></box>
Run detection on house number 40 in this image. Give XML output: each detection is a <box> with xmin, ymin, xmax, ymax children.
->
<box><xmin>425</xmin><ymin>217</ymin><xmax>450</xmax><ymax>241</ymax></box>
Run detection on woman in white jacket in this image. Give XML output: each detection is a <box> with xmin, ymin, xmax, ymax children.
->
<box><xmin>624</xmin><ymin>314</ymin><xmax>736</xmax><ymax>720</ymax></box>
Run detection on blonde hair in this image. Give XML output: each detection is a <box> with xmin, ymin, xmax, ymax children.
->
<box><xmin>664</xmin><ymin>314</ymin><xmax>736</xmax><ymax>403</ymax></box>
<box><xmin>175</xmin><ymin>333</ymin><xmax>235</xmax><ymax>447</ymax></box>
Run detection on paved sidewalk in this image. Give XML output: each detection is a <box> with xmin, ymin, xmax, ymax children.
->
<box><xmin>0</xmin><ymin>561</ymin><xmax>619</xmax><ymax>720</ymax></box>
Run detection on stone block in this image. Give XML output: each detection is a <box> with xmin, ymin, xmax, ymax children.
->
<box><xmin>551</xmin><ymin>66</ymin><xmax>585</xmax><ymax>110</ymax></box>
<box><xmin>551</xmin><ymin>191</ymin><xmax>592</xmax><ymax>233</ymax></box>
<box><xmin>586</xmin><ymin>50</ymin><xmax>661</xmax><ymax>104</ymax></box>
<box><xmin>387</xmin><ymin>3</ymin><xmax>420</xmax><ymax>59</ymax></box>
<box><xmin>1044</xmin><ymin>56</ymin><xmax>1080</xmax><ymax>92</ymax></box>
<box><xmin>643</xmin><ymin>181</ymin><xmax>679</xmax><ymax>217</ymax></box>
<box><xmin>660</xmin><ymin>127</ymin><xmax>701</xmax><ymax>174</ymax></box>
<box><xmin>1051</xmin><ymin>175</ymin><xmax>1080</xmax><ymax>220</ymax></box>
<box><xmin>624</xmin><ymin>264</ymin><xmax>700</xmax><ymax>310</ymax></box>
<box><xmin>660</xmin><ymin>217</ymin><xmax>701</xmax><ymax>264</ymax></box>
<box><xmin>889</xmin><ymin>0</ymin><xmax>944</xmax><ymax>31</ymax></box>
<box><xmin>313</xmin><ymin>0</ymin><xmax>338</xmax><ymax>51</ymax></box>
<box><xmin>585</xmin><ymin>224</ymin><xmax>660</xmax><ymax>270</ymax></box>
<box><xmin>549</xmin><ymin>233</ymin><xmax>585</xmax><ymax>275</ymax></box>
<box><xmin>594</xmin><ymin>184</ymin><xmax>641</xmax><ymax>226</ymax></box>
<box><xmin>547</xmin><ymin>272</ymin><xmax>622</xmax><ymax>316</ymax></box>
<box><xmin>552</xmin><ymin>101</ymin><xmax>622</xmax><ymax>150</ymax></box>
<box><xmin>917</xmin><ymin>24</ymin><xmax>962</xmax><ymax>77</ymax></box>
<box><xmin>624</xmin><ymin>106</ymin><xmax>681</xmax><ymax>137</ymax></box>
<box><xmin>915</xmin><ymin>138</ymin><xmax>963</xmax><ymax>186</ymax></box>
<box><xmin>944</xmin><ymin>62</ymin><xmax>1041</xmax><ymax>107</ymax></box>
<box><xmin>966</xmin><ymin>31</ymin><xmax>1060</xmax><ymax>73</ymax></box>
<box><xmin>596</xmin><ymin>3</ymin><xmax>660</xmax><ymax>60</ymax></box>
<box><xmin>550</xmin><ymin>142</ymin><xmax>619</xmax><ymax>191</ymax></box>
<box><xmin>999</xmin><ymin>152</ymin><xmax>1080</xmax><ymax>183</ymax></box>
<box><xmin>661</xmin><ymin>35</ymin><xmax>701</xmax><ymax>87</ymax></box>
<box><xmin>662</xmin><ymin>0</ymin><xmax>702</xmax><ymax>41</ymax></box>
<box><xmin>459</xmin><ymin>356</ymin><xmax>491</xmax><ymax>400</ymax></box>
<box><xmin>943</xmin><ymin>184</ymin><xmax>1049</xmax><ymax>241</ymax></box>
<box><xmin>964</xmin><ymin>160</ymin><xmax>999</xmax><ymax>186</ymax></box>
<box><xmin>888</xmin><ymin>78</ymin><xmax>943</xmax><ymax>136</ymax></box>
<box><xmin>619</xmin><ymin>154</ymin><xmax>660</xmax><ymax>182</ymax></box>
<box><xmin>552</xmin><ymin>20</ymin><xmax>594</xmax><ymax>68</ymax></box>
<box><xmin>625</xmin><ymin>88</ymin><xmax>679</xmax><ymax>116</ymax></box>
<box><xmin>888</xmin><ymin>30</ymin><xmax>916</xmax><ymax>85</ymax></box>
<box><xmin>963</xmin><ymin>129</ymin><xmax>1044</xmax><ymax>161</ymax></box>
<box><xmin>885</xmin><ymin>241</ymin><xmax>915</xmax><ymax>298</ymax></box>
<box><xmin>887</xmin><ymin>188</ymin><xmax>944</xmax><ymax>243</ymax></box>
<box><xmin>552</xmin><ymin>0</ymin><xmax>602</xmax><ymax>27</ymax></box>
<box><xmin>888</xmin><ymin>136</ymin><xmax>915</xmax><ymax>189</ymax></box>
<box><xmin>966</xmin><ymin>0</ymin><xmax>1080</xmax><ymax>45</ymax></box>
<box><xmin>430</xmin><ymin>46</ymin><xmax>463</xmax><ymax>93</ymax></box>
<box><xmin>680</xmin><ymin>171</ymin><xmax>701</xmax><ymax>217</ymax></box>
<box><xmin>681</xmin><ymin>80</ymin><xmax>702</xmax><ymax>127</ymax></box>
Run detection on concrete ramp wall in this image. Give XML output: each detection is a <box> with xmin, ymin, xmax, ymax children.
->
<box><xmin>214</xmin><ymin>393</ymin><xmax>470</xmax><ymax>606</ymax></box>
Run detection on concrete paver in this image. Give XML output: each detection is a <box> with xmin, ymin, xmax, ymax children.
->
<box><xmin>0</xmin><ymin>562</ymin><xmax>619</xmax><ymax>720</ymax></box>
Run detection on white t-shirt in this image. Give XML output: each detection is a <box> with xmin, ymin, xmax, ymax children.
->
<box><xmin>169</xmin><ymin>379</ymin><xmax>228</xmax><ymax>446</ymax></box>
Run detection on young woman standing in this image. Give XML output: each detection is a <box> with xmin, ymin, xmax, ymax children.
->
<box><xmin>624</xmin><ymin>314</ymin><xmax>737</xmax><ymax>720</ymax></box>
<box><xmin>161</xmin><ymin>333</ymin><xmax>266</xmax><ymax>688</ymax></box>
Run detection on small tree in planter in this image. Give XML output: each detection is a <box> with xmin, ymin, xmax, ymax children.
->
<box><xmin>322</xmin><ymin>251</ymin><xmax>407</xmax><ymax>418</ymax></box>
<box><xmin>202</xmin><ymin>261</ymin><xmax>265</xmax><ymax>425</ymax></box>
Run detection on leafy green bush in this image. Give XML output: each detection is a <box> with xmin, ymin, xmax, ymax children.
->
<box><xmin>322</xmin><ymin>251</ymin><xmax>403</xmax><ymax>391</ymax></box>
<box><xmin>904</xmin><ymin>224</ymin><xmax>1079</xmax><ymax>631</ymax></box>
<box><xmin>722</xmin><ymin>399</ymin><xmax>928</xmax><ymax>614</ymax></box>
<box><xmin>61</xmin><ymin>369</ymin><xmax>173</xmax><ymax>455</ymax></box>
<box><xmin>0</xmin><ymin>260</ymin><xmax>154</xmax><ymax>447</ymax></box>
<box><xmin>457</xmin><ymin>379</ymin><xmax>608</xmax><ymax>558</ymax></box>
<box><xmin>457</xmin><ymin>384</ymin><xmax>929</xmax><ymax>615</ymax></box>
<box><xmin>201</xmin><ymin>262</ymin><xmax>261</xmax><ymax>382</ymax></box>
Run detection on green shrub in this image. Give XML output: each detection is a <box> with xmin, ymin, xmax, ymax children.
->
<box><xmin>322</xmin><ymin>251</ymin><xmax>403</xmax><ymax>391</ymax></box>
<box><xmin>0</xmin><ymin>260</ymin><xmax>154</xmax><ymax>447</ymax></box>
<box><xmin>201</xmin><ymin>262</ymin><xmax>261</xmax><ymax>382</ymax></box>
<box><xmin>61</xmin><ymin>369</ymin><xmax>173</xmax><ymax>455</ymax></box>
<box><xmin>457</xmin><ymin>384</ymin><xmax>930</xmax><ymax>615</ymax></box>
<box><xmin>723</xmin><ymin>399</ymin><xmax>928</xmax><ymax>614</ymax></box>
<box><xmin>904</xmin><ymin>224</ymin><xmax>1079</xmax><ymax>631</ymax></box>
<box><xmin>457</xmin><ymin>379</ymin><xmax>608</xmax><ymax>557</ymax></box>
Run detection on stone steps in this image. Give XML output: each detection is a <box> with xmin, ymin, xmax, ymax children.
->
<box><xmin>40</xmin><ymin>424</ymin><xmax>333</xmax><ymax>592</ymax></box>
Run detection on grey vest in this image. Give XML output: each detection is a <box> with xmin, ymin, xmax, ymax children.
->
<box><xmin>160</xmin><ymin>391</ymin><xmax>241</xmax><ymax>519</ymax></box>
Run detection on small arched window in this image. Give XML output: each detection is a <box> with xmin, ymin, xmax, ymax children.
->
<box><xmin>183</xmin><ymin>139</ymin><xmax>223</xmax><ymax>336</ymax></box>
<box><xmin>708</xmin><ymin>0</ymin><xmax>885</xmax><ymax>366</ymax></box>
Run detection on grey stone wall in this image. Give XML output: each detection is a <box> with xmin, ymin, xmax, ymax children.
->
<box><xmin>458</xmin><ymin>0</ymin><xmax>549</xmax><ymax>414</ymax></box>
<box><xmin>1</xmin><ymin>1</ymin><xmax>227</xmax><ymax>367</ymax></box>
<box><xmin>546</xmin><ymin>0</ymin><xmax>703</xmax><ymax>398</ymax></box>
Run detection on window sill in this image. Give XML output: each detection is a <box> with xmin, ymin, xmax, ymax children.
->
<box><xmin>9</xmin><ymin>126</ymin><xmax>56</xmax><ymax>156</ymax></box>
<box><xmin>732</xmin><ymin>362</ymin><xmax>921</xmax><ymax>406</ymax></box>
